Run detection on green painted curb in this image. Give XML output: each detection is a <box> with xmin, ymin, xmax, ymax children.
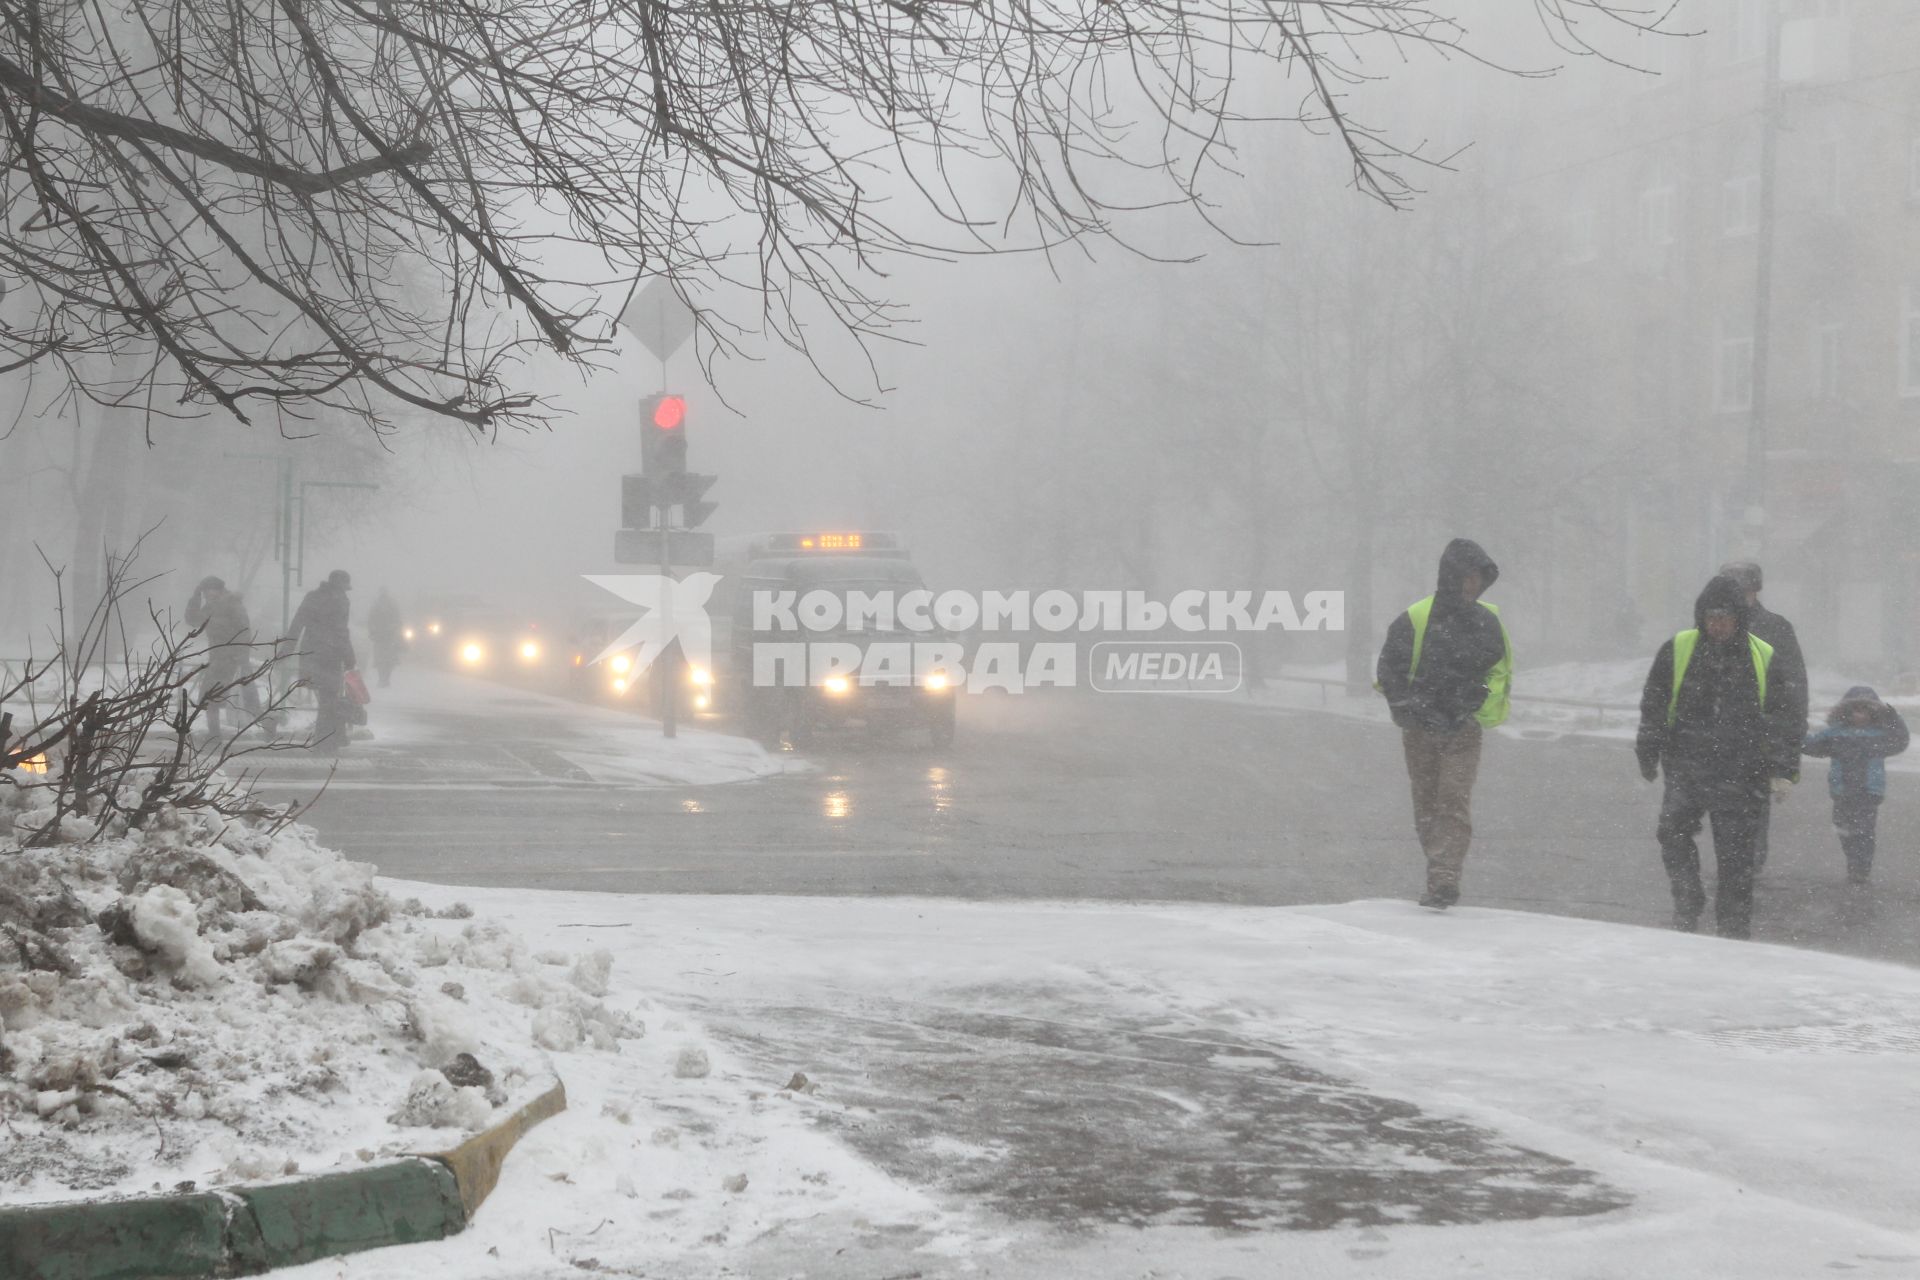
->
<box><xmin>230</xmin><ymin>1158</ymin><xmax>465</xmax><ymax>1272</ymax></box>
<box><xmin>0</xmin><ymin>1077</ymin><xmax>565</xmax><ymax>1278</ymax></box>
<box><xmin>0</xmin><ymin>1192</ymin><xmax>229</xmax><ymax>1280</ymax></box>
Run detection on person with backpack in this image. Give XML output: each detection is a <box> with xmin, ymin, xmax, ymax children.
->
<box><xmin>1635</xmin><ymin>575</ymin><xmax>1801</xmax><ymax>939</ymax></box>
<box><xmin>1375</xmin><ymin>539</ymin><xmax>1513</xmax><ymax>910</ymax></box>
<box><xmin>1803</xmin><ymin>687</ymin><xmax>1909</xmax><ymax>886</ymax></box>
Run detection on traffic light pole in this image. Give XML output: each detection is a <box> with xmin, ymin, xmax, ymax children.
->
<box><xmin>658</xmin><ymin>521</ymin><xmax>678</xmax><ymax>740</ymax></box>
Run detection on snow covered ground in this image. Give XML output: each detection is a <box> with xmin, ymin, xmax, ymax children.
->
<box><xmin>266</xmin><ymin>886</ymin><xmax>1920</xmax><ymax>1279</ymax></box>
<box><xmin>0</xmin><ymin>801</ymin><xmax>652</xmax><ymax>1204</ymax></box>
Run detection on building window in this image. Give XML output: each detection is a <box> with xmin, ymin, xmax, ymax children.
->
<box><xmin>1716</xmin><ymin>319</ymin><xmax>1755</xmax><ymax>412</ymax></box>
<box><xmin>1639</xmin><ymin>185</ymin><xmax>1676</xmax><ymax>245</ymax></box>
<box><xmin>1901</xmin><ymin>288</ymin><xmax>1920</xmax><ymax>397</ymax></box>
<box><xmin>1723</xmin><ymin>175</ymin><xmax>1760</xmax><ymax>235</ymax></box>
<box><xmin>1815</xmin><ymin>322</ymin><xmax>1842</xmax><ymax>398</ymax></box>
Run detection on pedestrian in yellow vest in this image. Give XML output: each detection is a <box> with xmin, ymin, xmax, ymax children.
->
<box><xmin>1375</xmin><ymin>539</ymin><xmax>1513</xmax><ymax>909</ymax></box>
<box><xmin>1634</xmin><ymin>575</ymin><xmax>1799</xmax><ymax>938</ymax></box>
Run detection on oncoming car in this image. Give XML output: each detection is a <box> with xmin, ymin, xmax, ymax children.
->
<box><xmin>564</xmin><ymin>611</ymin><xmax>717</xmax><ymax>714</ymax></box>
<box><xmin>414</xmin><ymin>596</ymin><xmax>551</xmax><ymax>678</ymax></box>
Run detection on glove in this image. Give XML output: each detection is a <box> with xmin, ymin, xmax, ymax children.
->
<box><xmin>1639</xmin><ymin>758</ymin><xmax>1659</xmax><ymax>783</ymax></box>
<box><xmin>1770</xmin><ymin>777</ymin><xmax>1794</xmax><ymax>805</ymax></box>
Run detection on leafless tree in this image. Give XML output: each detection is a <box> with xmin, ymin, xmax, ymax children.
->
<box><xmin>0</xmin><ymin>0</ymin><xmax>1656</xmax><ymax>434</ymax></box>
<box><xmin>0</xmin><ymin>540</ymin><xmax>314</xmax><ymax>848</ymax></box>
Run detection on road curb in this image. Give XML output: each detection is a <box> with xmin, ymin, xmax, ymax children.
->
<box><xmin>0</xmin><ymin>1078</ymin><xmax>566</xmax><ymax>1279</ymax></box>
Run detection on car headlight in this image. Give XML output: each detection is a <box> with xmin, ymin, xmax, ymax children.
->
<box><xmin>823</xmin><ymin>674</ymin><xmax>852</xmax><ymax>695</ymax></box>
<box><xmin>427</xmin><ymin>622</ymin><xmax>442</xmax><ymax>636</ymax></box>
<box><xmin>611</xmin><ymin>677</ymin><xmax>628</xmax><ymax>694</ymax></box>
<box><xmin>519</xmin><ymin>640</ymin><xmax>540</xmax><ymax>662</ymax></box>
<box><xmin>460</xmin><ymin>642</ymin><xmax>484</xmax><ymax>664</ymax></box>
<box><xmin>610</xmin><ymin>653</ymin><xmax>632</xmax><ymax>675</ymax></box>
<box><xmin>690</xmin><ymin>667</ymin><xmax>713</xmax><ymax>686</ymax></box>
<box><xmin>402</xmin><ymin>626</ymin><xmax>416</xmax><ymax>642</ymax></box>
<box><xmin>924</xmin><ymin>672</ymin><xmax>950</xmax><ymax>692</ymax></box>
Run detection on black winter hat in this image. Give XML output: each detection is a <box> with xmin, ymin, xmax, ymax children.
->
<box><xmin>1692</xmin><ymin>575</ymin><xmax>1751</xmax><ymax>634</ymax></box>
<box><xmin>1719</xmin><ymin>561</ymin><xmax>1763</xmax><ymax>594</ymax></box>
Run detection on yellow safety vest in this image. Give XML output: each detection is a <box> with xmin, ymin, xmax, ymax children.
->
<box><xmin>1667</xmin><ymin>629</ymin><xmax>1772</xmax><ymax>726</ymax></box>
<box><xmin>1406</xmin><ymin>595</ymin><xmax>1513</xmax><ymax>729</ymax></box>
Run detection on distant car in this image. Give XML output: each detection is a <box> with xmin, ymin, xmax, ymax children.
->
<box><xmin>720</xmin><ymin>532</ymin><xmax>958</xmax><ymax>747</ymax></box>
<box><xmin>563</xmin><ymin>611</ymin><xmax>717</xmax><ymax>715</ymax></box>
<box><xmin>415</xmin><ymin>597</ymin><xmax>551</xmax><ymax>677</ymax></box>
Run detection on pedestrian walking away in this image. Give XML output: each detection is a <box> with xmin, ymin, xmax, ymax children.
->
<box><xmin>368</xmin><ymin>587</ymin><xmax>406</xmax><ymax>689</ymax></box>
<box><xmin>1635</xmin><ymin>576</ymin><xmax>1800</xmax><ymax>940</ymax></box>
<box><xmin>1803</xmin><ymin>687</ymin><xmax>1909</xmax><ymax>886</ymax></box>
<box><xmin>1718</xmin><ymin>561</ymin><xmax>1808</xmax><ymax>871</ymax></box>
<box><xmin>1375</xmin><ymin>538</ymin><xmax>1513</xmax><ymax>910</ymax></box>
<box><xmin>288</xmin><ymin>569</ymin><xmax>358</xmax><ymax>755</ymax></box>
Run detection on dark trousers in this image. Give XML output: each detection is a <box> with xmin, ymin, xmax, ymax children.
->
<box><xmin>1657</xmin><ymin>774</ymin><xmax>1765</xmax><ymax>939</ymax></box>
<box><xmin>305</xmin><ymin>666</ymin><xmax>349</xmax><ymax>754</ymax></box>
<box><xmin>1833</xmin><ymin>794</ymin><xmax>1881</xmax><ymax>883</ymax></box>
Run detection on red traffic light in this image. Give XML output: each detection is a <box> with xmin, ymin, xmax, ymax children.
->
<box><xmin>651</xmin><ymin>395</ymin><xmax>686</xmax><ymax>429</ymax></box>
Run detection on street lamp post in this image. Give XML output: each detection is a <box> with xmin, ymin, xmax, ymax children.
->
<box><xmin>294</xmin><ymin>482</ymin><xmax>380</xmax><ymax>601</ymax></box>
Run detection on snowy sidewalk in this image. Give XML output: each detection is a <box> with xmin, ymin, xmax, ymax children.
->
<box><xmin>287</xmin><ymin>888</ymin><xmax>1920</xmax><ymax>1279</ymax></box>
<box><xmin>249</xmin><ymin>668</ymin><xmax>805</xmax><ymax>789</ymax></box>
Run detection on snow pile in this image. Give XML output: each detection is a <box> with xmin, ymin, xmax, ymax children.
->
<box><xmin>0</xmin><ymin>791</ymin><xmax>647</xmax><ymax>1202</ymax></box>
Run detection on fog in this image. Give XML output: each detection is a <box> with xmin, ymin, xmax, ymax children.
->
<box><xmin>11</xmin><ymin>2</ymin><xmax>1920</xmax><ymax>1265</ymax></box>
<box><xmin>9</xmin><ymin>1</ymin><xmax>1886</xmax><ymax>678</ymax></box>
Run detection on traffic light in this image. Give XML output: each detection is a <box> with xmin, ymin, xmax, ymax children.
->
<box><xmin>623</xmin><ymin>393</ymin><xmax>717</xmax><ymax>539</ymax></box>
<box><xmin>642</xmin><ymin>393</ymin><xmax>688</xmax><ymax>477</ymax></box>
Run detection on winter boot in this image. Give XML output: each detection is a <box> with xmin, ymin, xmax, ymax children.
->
<box><xmin>1419</xmin><ymin>878</ymin><xmax>1459</xmax><ymax>911</ymax></box>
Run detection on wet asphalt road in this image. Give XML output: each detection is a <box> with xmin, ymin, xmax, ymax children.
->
<box><xmin>265</xmin><ymin>676</ymin><xmax>1920</xmax><ymax>969</ymax></box>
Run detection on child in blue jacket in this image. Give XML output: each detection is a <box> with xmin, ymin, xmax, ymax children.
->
<box><xmin>1803</xmin><ymin>686</ymin><xmax>1910</xmax><ymax>884</ymax></box>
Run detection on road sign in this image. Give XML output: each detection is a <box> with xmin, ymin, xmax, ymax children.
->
<box><xmin>615</xmin><ymin>528</ymin><xmax>715</xmax><ymax>567</ymax></box>
<box><xmin>620</xmin><ymin>279</ymin><xmax>696</xmax><ymax>365</ymax></box>
<box><xmin>622</xmin><ymin>474</ymin><xmax>718</xmax><ymax>529</ymax></box>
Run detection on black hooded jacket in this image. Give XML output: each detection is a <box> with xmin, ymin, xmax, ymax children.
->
<box><xmin>289</xmin><ymin>581</ymin><xmax>356</xmax><ymax>673</ymax></box>
<box><xmin>1376</xmin><ymin>539</ymin><xmax>1507</xmax><ymax>734</ymax></box>
<box><xmin>1636</xmin><ymin>576</ymin><xmax>1798</xmax><ymax>785</ymax></box>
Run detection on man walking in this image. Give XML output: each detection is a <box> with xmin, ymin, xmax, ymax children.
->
<box><xmin>368</xmin><ymin>588</ymin><xmax>405</xmax><ymax>688</ymax></box>
<box><xmin>1376</xmin><ymin>539</ymin><xmax>1513</xmax><ymax>910</ymax></box>
<box><xmin>289</xmin><ymin>569</ymin><xmax>357</xmax><ymax>754</ymax></box>
<box><xmin>1718</xmin><ymin>561</ymin><xmax>1807</xmax><ymax>871</ymax></box>
<box><xmin>187</xmin><ymin>576</ymin><xmax>262</xmax><ymax>739</ymax></box>
<box><xmin>1635</xmin><ymin>575</ymin><xmax>1799</xmax><ymax>939</ymax></box>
